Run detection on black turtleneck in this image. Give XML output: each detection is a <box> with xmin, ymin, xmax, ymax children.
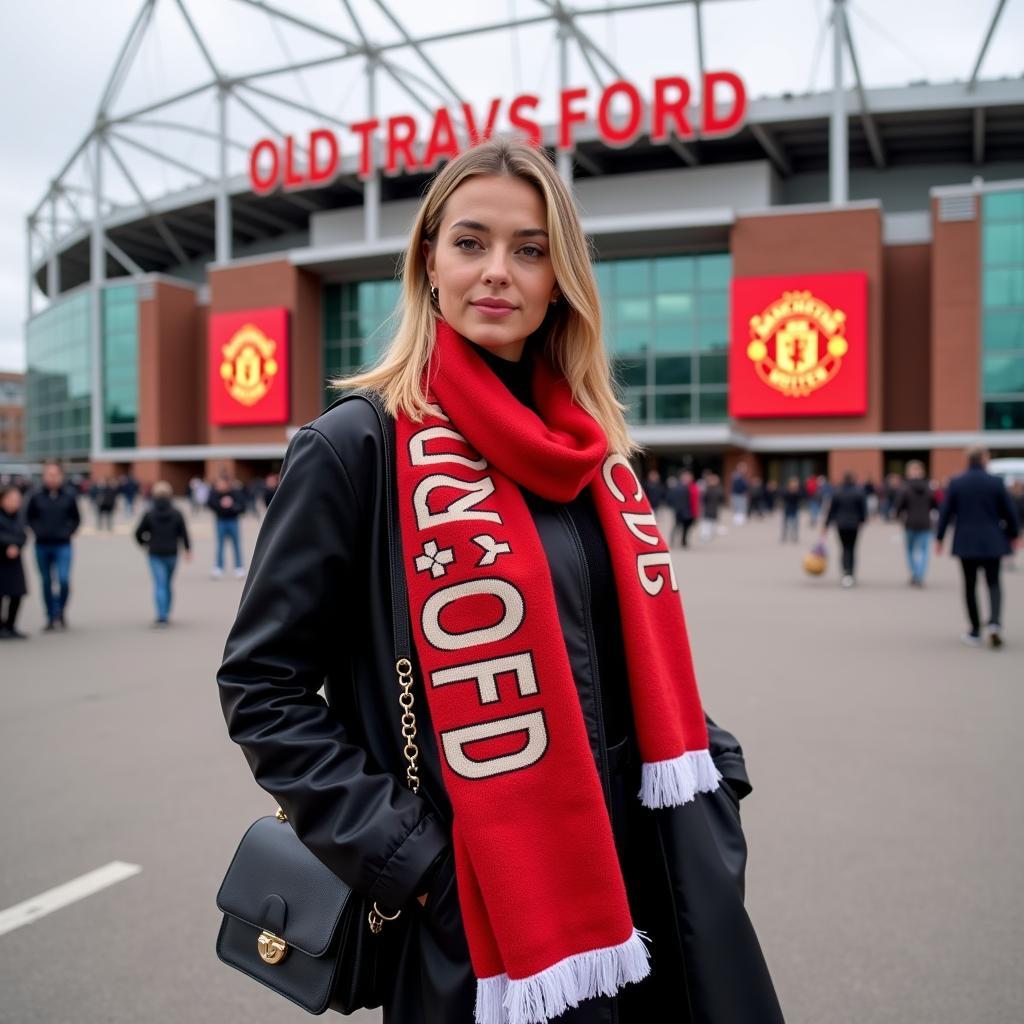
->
<box><xmin>469</xmin><ymin>338</ymin><xmax>633</xmax><ymax>751</ymax></box>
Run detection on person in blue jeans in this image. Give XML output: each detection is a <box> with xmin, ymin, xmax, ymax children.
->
<box><xmin>134</xmin><ymin>481</ymin><xmax>191</xmax><ymax>626</ymax></box>
<box><xmin>26</xmin><ymin>459</ymin><xmax>81</xmax><ymax>631</ymax></box>
<box><xmin>893</xmin><ymin>460</ymin><xmax>937</xmax><ymax>587</ymax></box>
<box><xmin>207</xmin><ymin>475</ymin><xmax>246</xmax><ymax>578</ymax></box>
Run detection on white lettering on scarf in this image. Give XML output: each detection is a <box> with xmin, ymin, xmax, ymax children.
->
<box><xmin>413</xmin><ymin>474</ymin><xmax>503</xmax><ymax>530</ymax></box>
<box><xmin>421</xmin><ymin>578</ymin><xmax>524</xmax><ymax>650</ymax></box>
<box><xmin>410</xmin><ymin>426</ymin><xmax>487</xmax><ymax>470</ymax></box>
<box><xmin>440</xmin><ymin>711</ymin><xmax>549</xmax><ymax>780</ymax></box>
<box><xmin>431</xmin><ymin>652</ymin><xmax>538</xmax><ymax>703</ymax></box>
<box><xmin>602</xmin><ymin>454</ymin><xmax>679</xmax><ymax>595</ymax></box>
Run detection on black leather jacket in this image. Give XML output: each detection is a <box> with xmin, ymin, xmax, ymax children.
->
<box><xmin>217</xmin><ymin>392</ymin><xmax>782</xmax><ymax>1024</ymax></box>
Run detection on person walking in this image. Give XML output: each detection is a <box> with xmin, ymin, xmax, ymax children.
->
<box><xmin>207</xmin><ymin>476</ymin><xmax>246</xmax><ymax>578</ymax></box>
<box><xmin>26</xmin><ymin>459</ymin><xmax>80</xmax><ymax>631</ymax></box>
<box><xmin>730</xmin><ymin>461</ymin><xmax>750</xmax><ymax>524</ymax></box>
<box><xmin>669</xmin><ymin>469</ymin><xmax>700</xmax><ymax>548</ymax></box>
<box><xmin>936</xmin><ymin>448</ymin><xmax>1020</xmax><ymax>648</ymax></box>
<box><xmin>0</xmin><ymin>484</ymin><xmax>28</xmax><ymax>639</ymax></box>
<box><xmin>700</xmin><ymin>472</ymin><xmax>725</xmax><ymax>542</ymax></box>
<box><xmin>216</xmin><ymin>138</ymin><xmax>782</xmax><ymax>1024</ymax></box>
<box><xmin>823</xmin><ymin>472</ymin><xmax>867</xmax><ymax>587</ymax></box>
<box><xmin>134</xmin><ymin>481</ymin><xmax>191</xmax><ymax>627</ymax></box>
<box><xmin>893</xmin><ymin>460</ymin><xmax>937</xmax><ymax>587</ymax></box>
<box><xmin>780</xmin><ymin>477</ymin><xmax>802</xmax><ymax>542</ymax></box>
<box><xmin>96</xmin><ymin>477</ymin><xmax>118</xmax><ymax>530</ymax></box>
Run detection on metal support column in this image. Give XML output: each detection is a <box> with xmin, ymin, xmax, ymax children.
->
<box><xmin>556</xmin><ymin>22</ymin><xmax>572</xmax><ymax>186</ymax></box>
<box><xmin>829</xmin><ymin>0</ymin><xmax>848</xmax><ymax>205</ymax></box>
<box><xmin>215</xmin><ymin>83</ymin><xmax>232</xmax><ymax>263</ymax></box>
<box><xmin>90</xmin><ymin>135</ymin><xmax>105</xmax><ymax>458</ymax></box>
<box><xmin>364</xmin><ymin>57</ymin><xmax>380</xmax><ymax>243</ymax></box>
<box><xmin>47</xmin><ymin>191</ymin><xmax>60</xmax><ymax>298</ymax></box>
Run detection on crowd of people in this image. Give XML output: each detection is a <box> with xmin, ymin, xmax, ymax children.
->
<box><xmin>0</xmin><ymin>462</ymin><xmax>281</xmax><ymax>637</ymax></box>
<box><xmin>642</xmin><ymin>451</ymin><xmax>1022</xmax><ymax>646</ymax></box>
<box><xmin>1</xmin><ymin>452</ymin><xmax>1019</xmax><ymax>648</ymax></box>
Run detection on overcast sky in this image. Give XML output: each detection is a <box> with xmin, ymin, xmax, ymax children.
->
<box><xmin>3</xmin><ymin>0</ymin><xmax>1022</xmax><ymax>372</ymax></box>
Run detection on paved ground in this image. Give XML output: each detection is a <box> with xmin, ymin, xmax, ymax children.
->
<box><xmin>1</xmin><ymin>501</ymin><xmax>1021</xmax><ymax>1023</ymax></box>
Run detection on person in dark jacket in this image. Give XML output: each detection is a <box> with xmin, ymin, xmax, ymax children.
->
<box><xmin>936</xmin><ymin>448</ymin><xmax>1020</xmax><ymax>647</ymax></box>
<box><xmin>95</xmin><ymin>477</ymin><xmax>118</xmax><ymax>530</ymax></box>
<box><xmin>668</xmin><ymin>470</ymin><xmax>700</xmax><ymax>548</ymax></box>
<box><xmin>207</xmin><ymin>476</ymin><xmax>246</xmax><ymax>578</ymax></box>
<box><xmin>215</xmin><ymin>138</ymin><xmax>782</xmax><ymax>1024</ymax></box>
<box><xmin>134</xmin><ymin>481</ymin><xmax>191</xmax><ymax>627</ymax></box>
<box><xmin>0</xmin><ymin>484</ymin><xmax>28</xmax><ymax>639</ymax></box>
<box><xmin>823</xmin><ymin>472</ymin><xmax>867</xmax><ymax>587</ymax></box>
<box><xmin>26</xmin><ymin>459</ymin><xmax>81</xmax><ymax>631</ymax></box>
<box><xmin>780</xmin><ymin>476</ymin><xmax>802</xmax><ymax>543</ymax></box>
<box><xmin>699</xmin><ymin>473</ymin><xmax>725</xmax><ymax>542</ymax></box>
<box><xmin>893</xmin><ymin>460</ymin><xmax>937</xmax><ymax>587</ymax></box>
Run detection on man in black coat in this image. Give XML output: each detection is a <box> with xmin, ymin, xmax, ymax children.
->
<box><xmin>26</xmin><ymin>459</ymin><xmax>81</xmax><ymax>631</ymax></box>
<box><xmin>823</xmin><ymin>472</ymin><xmax>868</xmax><ymax>586</ymax></box>
<box><xmin>936</xmin><ymin>448</ymin><xmax>1020</xmax><ymax>648</ymax></box>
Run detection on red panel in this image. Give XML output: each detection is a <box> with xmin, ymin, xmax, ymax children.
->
<box><xmin>208</xmin><ymin>307</ymin><xmax>290</xmax><ymax>426</ymax></box>
<box><xmin>728</xmin><ymin>272</ymin><xmax>868</xmax><ymax>418</ymax></box>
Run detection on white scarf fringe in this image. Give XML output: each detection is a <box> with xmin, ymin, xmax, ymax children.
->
<box><xmin>473</xmin><ymin>928</ymin><xmax>652</xmax><ymax>1024</ymax></box>
<box><xmin>639</xmin><ymin>748</ymin><xmax>722</xmax><ymax>809</ymax></box>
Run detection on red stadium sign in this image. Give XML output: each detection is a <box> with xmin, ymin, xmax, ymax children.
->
<box><xmin>209</xmin><ymin>307</ymin><xmax>290</xmax><ymax>426</ymax></box>
<box><xmin>728</xmin><ymin>272</ymin><xmax>868</xmax><ymax>418</ymax></box>
<box><xmin>247</xmin><ymin>72</ymin><xmax>746</xmax><ymax>195</ymax></box>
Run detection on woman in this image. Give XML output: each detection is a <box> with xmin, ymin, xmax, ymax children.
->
<box><xmin>133</xmin><ymin>481</ymin><xmax>191</xmax><ymax>627</ymax></box>
<box><xmin>823</xmin><ymin>472</ymin><xmax>868</xmax><ymax>587</ymax></box>
<box><xmin>0</xmin><ymin>484</ymin><xmax>28</xmax><ymax>639</ymax></box>
<box><xmin>217</xmin><ymin>137</ymin><xmax>782</xmax><ymax>1024</ymax></box>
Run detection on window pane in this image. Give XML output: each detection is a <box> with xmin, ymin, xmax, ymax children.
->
<box><xmin>654</xmin><ymin>323</ymin><xmax>694</xmax><ymax>351</ymax></box>
<box><xmin>984</xmin><ymin>191</ymin><xmax>1024</xmax><ymax>223</ymax></box>
<box><xmin>654</xmin><ymin>391</ymin><xmax>692</xmax><ymax>422</ymax></box>
<box><xmin>982</xmin><ymin>354</ymin><xmax>1024</xmax><ymax>395</ymax></box>
<box><xmin>697</xmin><ymin>319</ymin><xmax>729</xmax><ymax>352</ymax></box>
<box><xmin>653</xmin><ymin>256</ymin><xmax>695</xmax><ymax>291</ymax></box>
<box><xmin>653</xmin><ymin>291</ymin><xmax>692</xmax><ymax>322</ymax></box>
<box><xmin>695</xmin><ymin>290</ymin><xmax>728</xmax><ymax>320</ymax></box>
<box><xmin>982</xmin><ymin>311</ymin><xmax>1024</xmax><ymax>351</ymax></box>
<box><xmin>984</xmin><ymin>400</ymin><xmax>1024</xmax><ymax>430</ymax></box>
<box><xmin>610</xmin><ymin>325</ymin><xmax>651</xmax><ymax>354</ymax></box>
<box><xmin>697</xmin><ymin>390</ymin><xmax>728</xmax><ymax>422</ymax></box>
<box><xmin>983</xmin><ymin>222</ymin><xmax>1024</xmax><ymax>265</ymax></box>
<box><xmin>614</xmin><ymin>259</ymin><xmax>650</xmax><ymax>294</ymax></box>
<box><xmin>698</xmin><ymin>353</ymin><xmax>728</xmax><ymax>385</ymax></box>
<box><xmin>696</xmin><ymin>253</ymin><xmax>731</xmax><ymax>289</ymax></box>
<box><xmin>654</xmin><ymin>355</ymin><xmax>692</xmax><ymax>386</ymax></box>
<box><xmin>983</xmin><ymin>268</ymin><xmax>1024</xmax><ymax>308</ymax></box>
<box><xmin>614</xmin><ymin>296</ymin><xmax>651</xmax><ymax>323</ymax></box>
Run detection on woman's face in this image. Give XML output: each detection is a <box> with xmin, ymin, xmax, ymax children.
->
<box><xmin>423</xmin><ymin>174</ymin><xmax>560</xmax><ymax>361</ymax></box>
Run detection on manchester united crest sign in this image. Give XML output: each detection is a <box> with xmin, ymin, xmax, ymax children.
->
<box><xmin>209</xmin><ymin>308</ymin><xmax>290</xmax><ymax>425</ymax></box>
<box><xmin>729</xmin><ymin>272</ymin><xmax>867</xmax><ymax>418</ymax></box>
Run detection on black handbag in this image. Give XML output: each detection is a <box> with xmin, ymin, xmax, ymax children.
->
<box><xmin>215</xmin><ymin>389</ymin><xmax>423</xmax><ymax>1015</ymax></box>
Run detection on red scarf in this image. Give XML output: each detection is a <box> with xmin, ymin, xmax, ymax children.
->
<box><xmin>394</xmin><ymin>319</ymin><xmax>720</xmax><ymax>1024</ymax></box>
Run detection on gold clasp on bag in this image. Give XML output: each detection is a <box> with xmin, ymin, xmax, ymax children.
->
<box><xmin>368</xmin><ymin>901</ymin><xmax>401</xmax><ymax>934</ymax></box>
<box><xmin>257</xmin><ymin>929</ymin><xmax>288</xmax><ymax>964</ymax></box>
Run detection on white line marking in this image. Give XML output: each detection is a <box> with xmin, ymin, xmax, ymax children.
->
<box><xmin>0</xmin><ymin>861</ymin><xmax>142</xmax><ymax>937</ymax></box>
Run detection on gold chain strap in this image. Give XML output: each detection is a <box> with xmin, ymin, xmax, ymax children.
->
<box><xmin>273</xmin><ymin>656</ymin><xmax>422</xmax><ymax>936</ymax></box>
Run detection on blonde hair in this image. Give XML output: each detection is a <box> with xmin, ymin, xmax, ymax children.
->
<box><xmin>332</xmin><ymin>135</ymin><xmax>640</xmax><ymax>459</ymax></box>
<box><xmin>152</xmin><ymin>481</ymin><xmax>173</xmax><ymax>499</ymax></box>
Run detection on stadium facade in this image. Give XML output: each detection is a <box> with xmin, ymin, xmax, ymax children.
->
<box><xmin>23</xmin><ymin>0</ymin><xmax>1024</xmax><ymax>490</ymax></box>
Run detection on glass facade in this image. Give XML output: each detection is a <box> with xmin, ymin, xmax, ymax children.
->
<box><xmin>323</xmin><ymin>280</ymin><xmax>401</xmax><ymax>407</ymax></box>
<box><xmin>321</xmin><ymin>252</ymin><xmax>731</xmax><ymax>425</ymax></box>
<box><xmin>102</xmin><ymin>284</ymin><xmax>139</xmax><ymax>448</ymax></box>
<box><xmin>25</xmin><ymin>289</ymin><xmax>92</xmax><ymax>459</ymax></box>
<box><xmin>597</xmin><ymin>253</ymin><xmax>731</xmax><ymax>424</ymax></box>
<box><xmin>981</xmin><ymin>190</ymin><xmax>1024</xmax><ymax>430</ymax></box>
